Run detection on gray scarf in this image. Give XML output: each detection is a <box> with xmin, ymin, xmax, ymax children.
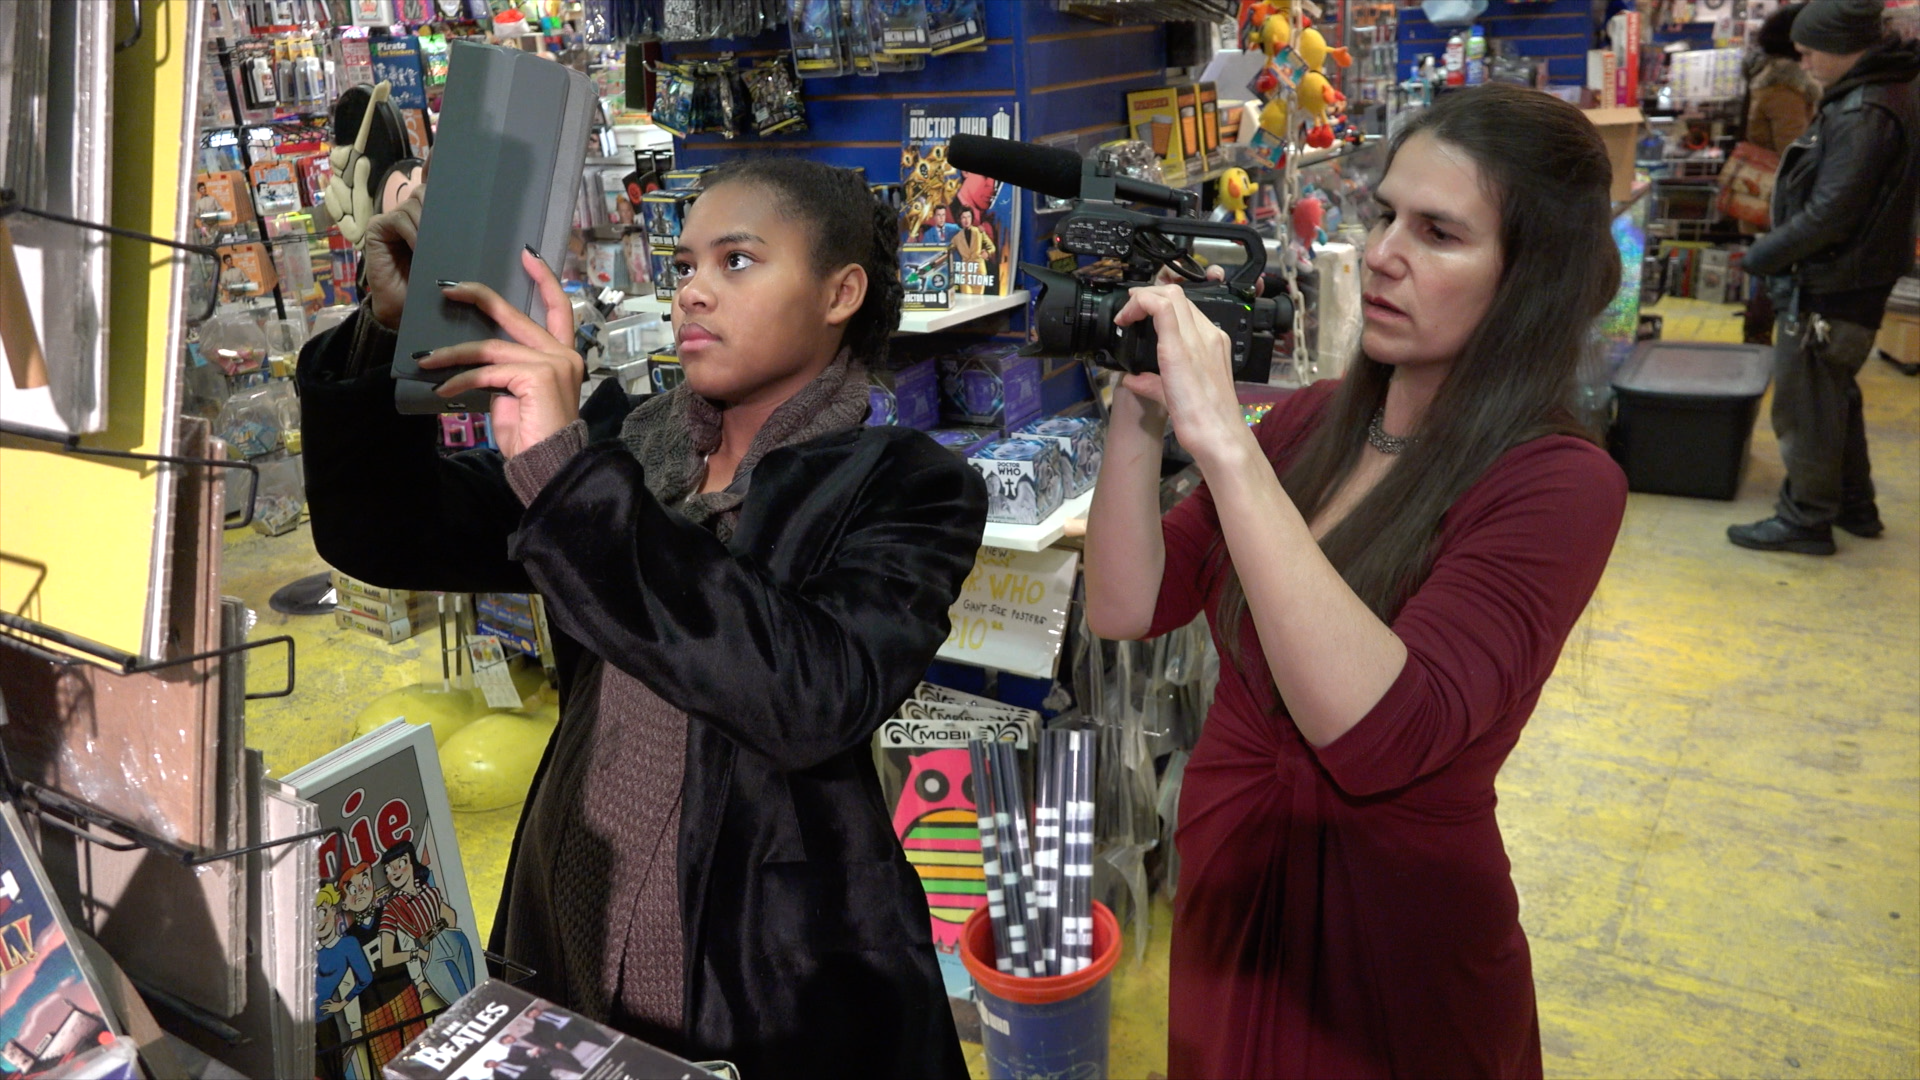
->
<box><xmin>618</xmin><ymin>351</ymin><xmax>870</xmax><ymax>540</ymax></box>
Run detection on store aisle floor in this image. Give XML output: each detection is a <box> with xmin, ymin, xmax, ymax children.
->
<box><xmin>229</xmin><ymin>298</ymin><xmax>1916</xmax><ymax>1078</ymax></box>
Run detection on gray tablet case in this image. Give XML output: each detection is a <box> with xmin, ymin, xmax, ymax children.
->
<box><xmin>392</xmin><ymin>41</ymin><xmax>595</xmax><ymax>414</ymax></box>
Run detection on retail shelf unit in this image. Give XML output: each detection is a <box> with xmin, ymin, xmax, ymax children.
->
<box><xmin>660</xmin><ymin>0</ymin><xmax>1173</xmax><ymax>322</ymax></box>
<box><xmin>620</xmin><ymin>290</ymin><xmax>1030</xmax><ymax>335</ymax></box>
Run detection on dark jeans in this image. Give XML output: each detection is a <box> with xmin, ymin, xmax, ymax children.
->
<box><xmin>1771</xmin><ymin>314</ymin><xmax>1877</xmax><ymax>527</ymax></box>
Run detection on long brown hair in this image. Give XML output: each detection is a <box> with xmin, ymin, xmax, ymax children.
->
<box><xmin>1214</xmin><ymin>85</ymin><xmax>1621</xmax><ymax>648</ymax></box>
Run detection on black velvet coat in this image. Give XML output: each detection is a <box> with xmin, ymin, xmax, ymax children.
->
<box><xmin>297</xmin><ymin>311</ymin><xmax>985</xmax><ymax>1079</ymax></box>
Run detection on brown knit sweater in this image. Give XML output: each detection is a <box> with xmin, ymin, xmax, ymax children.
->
<box><xmin>500</xmin><ymin>355</ymin><xmax>869</xmax><ymax>1037</ymax></box>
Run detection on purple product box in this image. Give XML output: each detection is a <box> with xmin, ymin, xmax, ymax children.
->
<box><xmin>1013</xmin><ymin>414</ymin><xmax>1104</xmax><ymax>497</ymax></box>
<box><xmin>939</xmin><ymin>344</ymin><xmax>1042</xmax><ymax>431</ymax></box>
<box><xmin>968</xmin><ymin>437</ymin><xmax>1065</xmax><ymax>525</ymax></box>
<box><xmin>927</xmin><ymin>426</ymin><xmax>999</xmax><ymax>456</ymax></box>
<box><xmin>866</xmin><ymin>356</ymin><xmax>941</xmax><ymax>429</ymax></box>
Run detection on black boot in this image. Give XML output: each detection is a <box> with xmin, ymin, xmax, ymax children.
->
<box><xmin>1836</xmin><ymin>505</ymin><xmax>1885</xmax><ymax>538</ymax></box>
<box><xmin>1728</xmin><ymin>516</ymin><xmax>1836</xmax><ymax>555</ymax></box>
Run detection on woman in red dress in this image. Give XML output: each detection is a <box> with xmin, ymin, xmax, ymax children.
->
<box><xmin>1083</xmin><ymin>85</ymin><xmax>1629</xmax><ymax>1079</ymax></box>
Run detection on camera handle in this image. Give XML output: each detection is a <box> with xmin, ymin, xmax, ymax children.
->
<box><xmin>1142</xmin><ymin>218</ymin><xmax>1269</xmax><ymax>296</ymax></box>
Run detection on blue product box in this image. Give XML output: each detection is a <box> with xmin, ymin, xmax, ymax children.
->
<box><xmin>939</xmin><ymin>344</ymin><xmax>1042</xmax><ymax>431</ymax></box>
<box><xmin>1038</xmin><ymin>355</ymin><xmax>1095</xmax><ymax>416</ymax></box>
<box><xmin>1014</xmin><ymin>414</ymin><xmax>1104</xmax><ymax>497</ymax></box>
<box><xmin>968</xmin><ymin>437</ymin><xmax>1065</xmax><ymax>525</ymax></box>
<box><xmin>926</xmin><ymin>426</ymin><xmax>998</xmax><ymax>456</ymax></box>
<box><xmin>865</xmin><ymin>356</ymin><xmax>941</xmax><ymax>429</ymax></box>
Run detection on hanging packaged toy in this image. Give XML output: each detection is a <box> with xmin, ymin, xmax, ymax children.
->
<box><xmin>926</xmin><ymin>0</ymin><xmax>983</xmax><ymax>55</ymax></box>
<box><xmin>790</xmin><ymin>0</ymin><xmax>849</xmax><ymax>77</ymax></box>
<box><xmin>744</xmin><ymin>57</ymin><xmax>808</xmax><ymax>136</ymax></box>
<box><xmin>652</xmin><ymin>64</ymin><xmax>695</xmax><ymax>135</ymax></box>
<box><xmin>881</xmin><ymin>0</ymin><xmax>932</xmax><ymax>55</ymax></box>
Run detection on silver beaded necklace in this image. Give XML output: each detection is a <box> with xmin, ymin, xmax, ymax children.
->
<box><xmin>1367</xmin><ymin>407</ymin><xmax>1414</xmax><ymax>455</ymax></box>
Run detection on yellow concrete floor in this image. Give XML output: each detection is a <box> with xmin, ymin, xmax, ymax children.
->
<box><xmin>227</xmin><ymin>296</ymin><xmax>1918</xmax><ymax>1078</ymax></box>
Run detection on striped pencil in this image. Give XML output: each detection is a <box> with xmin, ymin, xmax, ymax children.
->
<box><xmin>970</xmin><ymin>739</ymin><xmax>1014</xmax><ymax>974</ymax></box>
<box><xmin>1032</xmin><ymin>731</ymin><xmax>1062</xmax><ymax>977</ymax></box>
<box><xmin>1066</xmin><ymin>729</ymin><xmax>1096</xmax><ymax>971</ymax></box>
<box><xmin>990</xmin><ymin>739</ymin><xmax>1034</xmax><ymax>977</ymax></box>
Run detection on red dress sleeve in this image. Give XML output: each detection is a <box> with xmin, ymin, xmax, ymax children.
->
<box><xmin>1144</xmin><ymin>384</ymin><xmax>1333</xmax><ymax>639</ymax></box>
<box><xmin>1313</xmin><ymin>436</ymin><xmax>1627</xmax><ymax>796</ymax></box>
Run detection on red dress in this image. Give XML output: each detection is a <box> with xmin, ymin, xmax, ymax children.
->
<box><xmin>1153</xmin><ymin>383</ymin><xmax>1627</xmax><ymax>1080</ymax></box>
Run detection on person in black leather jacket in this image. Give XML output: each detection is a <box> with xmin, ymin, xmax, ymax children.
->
<box><xmin>1731</xmin><ymin>0</ymin><xmax>1918</xmax><ymax>555</ymax></box>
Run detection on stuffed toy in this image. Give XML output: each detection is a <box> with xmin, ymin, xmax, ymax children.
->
<box><xmin>1217</xmin><ymin>168</ymin><xmax>1259</xmax><ymax>224</ymax></box>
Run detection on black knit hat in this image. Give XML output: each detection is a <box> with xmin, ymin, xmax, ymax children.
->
<box><xmin>1791</xmin><ymin>0</ymin><xmax>1888</xmax><ymax>55</ymax></box>
<box><xmin>1758</xmin><ymin>4</ymin><xmax>1805</xmax><ymax>58</ymax></box>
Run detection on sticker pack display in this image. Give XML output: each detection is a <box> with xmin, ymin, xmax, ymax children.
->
<box><xmin>968</xmin><ymin>437</ymin><xmax>1066</xmax><ymax>525</ymax></box>
<box><xmin>901</xmin><ymin>103</ymin><xmax>1020</xmax><ymax>300</ymax></box>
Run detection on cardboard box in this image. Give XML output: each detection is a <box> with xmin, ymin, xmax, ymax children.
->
<box><xmin>867</xmin><ymin>356</ymin><xmax>941</xmax><ymax>430</ymax></box>
<box><xmin>1175</xmin><ymin>84</ymin><xmax>1204</xmax><ymax>179</ymax></box>
<box><xmin>939</xmin><ymin>345</ymin><xmax>1042</xmax><ymax>430</ymax></box>
<box><xmin>336</xmin><ymin>592</ymin><xmax>431</xmax><ymax>624</ymax></box>
<box><xmin>642</xmin><ymin>189</ymin><xmax>695</xmax><ymax>247</ymax></box>
<box><xmin>1878</xmin><ymin>310</ymin><xmax>1919</xmax><ymax>366</ymax></box>
<box><xmin>650</xmin><ymin>247</ymin><xmax>678</xmax><ymax>301</ymax></box>
<box><xmin>335</xmin><ymin>607</ymin><xmax>425</xmax><ymax>643</ymax></box>
<box><xmin>1126</xmin><ymin>87</ymin><xmax>1187</xmax><ymax>186</ymax></box>
<box><xmin>329</xmin><ymin>572</ymin><xmax>412</xmax><ymax>607</ymax></box>
<box><xmin>927</xmin><ymin>427</ymin><xmax>999</xmax><ymax>457</ymax></box>
<box><xmin>1012</xmin><ymin>414</ymin><xmax>1104</xmax><ymax>497</ymax></box>
<box><xmin>968</xmin><ymin>438</ymin><xmax>1065</xmax><ymax>525</ymax></box>
<box><xmin>1196</xmin><ymin>82</ymin><xmax>1224</xmax><ymax>171</ymax></box>
<box><xmin>1582</xmin><ymin>106</ymin><xmax>1644</xmax><ymax>202</ymax></box>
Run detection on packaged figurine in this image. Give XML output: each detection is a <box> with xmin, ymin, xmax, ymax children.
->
<box><xmin>939</xmin><ymin>344</ymin><xmax>1042</xmax><ymax>430</ymax></box>
<box><xmin>1013</xmin><ymin>414</ymin><xmax>1104</xmax><ymax>497</ymax></box>
<box><xmin>968</xmin><ymin>438</ymin><xmax>1065</xmax><ymax>525</ymax></box>
<box><xmin>926</xmin><ymin>0</ymin><xmax>984</xmax><ymax>55</ymax></box>
<box><xmin>790</xmin><ymin>0</ymin><xmax>848</xmax><ymax>77</ymax></box>
<box><xmin>744</xmin><ymin>57</ymin><xmax>808</xmax><ymax>136</ymax></box>
<box><xmin>881</xmin><ymin>0</ymin><xmax>933</xmax><ymax>55</ymax></box>
<box><xmin>900</xmin><ymin>244</ymin><xmax>951</xmax><ymax>310</ymax></box>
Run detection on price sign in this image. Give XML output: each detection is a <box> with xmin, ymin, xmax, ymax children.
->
<box><xmin>937</xmin><ymin>545</ymin><xmax>1078</xmax><ymax>680</ymax></box>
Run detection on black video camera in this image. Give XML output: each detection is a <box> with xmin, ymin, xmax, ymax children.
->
<box><xmin>947</xmin><ymin>135</ymin><xmax>1288</xmax><ymax>383</ymax></box>
<box><xmin>1024</xmin><ymin>204</ymin><xmax>1286</xmax><ymax>382</ymax></box>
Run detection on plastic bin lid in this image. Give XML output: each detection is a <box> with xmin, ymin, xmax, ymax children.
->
<box><xmin>1612</xmin><ymin>341</ymin><xmax>1771</xmax><ymax>398</ymax></box>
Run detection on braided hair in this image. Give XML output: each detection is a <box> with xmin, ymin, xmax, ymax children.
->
<box><xmin>697</xmin><ymin>157</ymin><xmax>903</xmax><ymax>364</ymax></box>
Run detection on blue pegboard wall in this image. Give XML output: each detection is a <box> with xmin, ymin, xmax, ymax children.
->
<box><xmin>1397</xmin><ymin>0</ymin><xmax>1599</xmax><ymax>86</ymax></box>
<box><xmin>660</xmin><ymin>1</ymin><xmax>1171</xmax><ymax>286</ymax></box>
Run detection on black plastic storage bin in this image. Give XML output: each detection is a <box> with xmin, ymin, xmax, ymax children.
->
<box><xmin>1608</xmin><ymin>341</ymin><xmax>1772</xmax><ymax>500</ymax></box>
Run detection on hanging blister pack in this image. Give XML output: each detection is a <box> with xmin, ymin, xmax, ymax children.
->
<box><xmin>844</xmin><ymin>0</ymin><xmax>881</xmax><ymax>75</ymax></box>
<box><xmin>789</xmin><ymin>0</ymin><xmax>848</xmax><ymax>77</ymax></box>
<box><xmin>882</xmin><ymin>0</ymin><xmax>933</xmax><ymax>55</ymax></box>
<box><xmin>744</xmin><ymin>57</ymin><xmax>808</xmax><ymax>135</ymax></box>
<box><xmin>926</xmin><ymin>0</ymin><xmax>984</xmax><ymax>55</ymax></box>
<box><xmin>652</xmin><ymin>64</ymin><xmax>695</xmax><ymax>135</ymax></box>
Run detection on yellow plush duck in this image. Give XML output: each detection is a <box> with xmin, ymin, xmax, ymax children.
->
<box><xmin>1295</xmin><ymin>26</ymin><xmax>1351</xmax><ymax>149</ymax></box>
<box><xmin>1217</xmin><ymin>168</ymin><xmax>1258</xmax><ymax>224</ymax></box>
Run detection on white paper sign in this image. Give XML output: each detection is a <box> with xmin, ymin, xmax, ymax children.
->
<box><xmin>464</xmin><ymin>634</ymin><xmax>523</xmax><ymax>709</ymax></box>
<box><xmin>937</xmin><ymin>545</ymin><xmax>1078</xmax><ymax>680</ymax></box>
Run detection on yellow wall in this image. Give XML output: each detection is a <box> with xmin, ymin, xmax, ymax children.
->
<box><xmin>0</xmin><ymin>0</ymin><xmax>199</xmax><ymax>658</ymax></box>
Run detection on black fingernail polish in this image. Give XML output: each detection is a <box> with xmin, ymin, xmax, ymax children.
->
<box><xmin>411</xmin><ymin>349</ymin><xmax>432</xmax><ymax>359</ymax></box>
<box><xmin>524</xmin><ymin>243</ymin><xmax>542</xmax><ymax>259</ymax></box>
<box><xmin>436</xmin><ymin>278</ymin><xmax>459</xmax><ymax>288</ymax></box>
